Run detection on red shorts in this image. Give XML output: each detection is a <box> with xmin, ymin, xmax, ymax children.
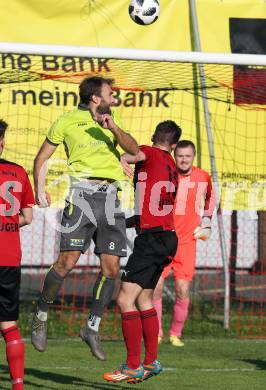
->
<box><xmin>161</xmin><ymin>239</ymin><xmax>196</xmax><ymax>281</ymax></box>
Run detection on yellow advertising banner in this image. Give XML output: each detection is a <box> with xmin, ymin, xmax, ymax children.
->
<box><xmin>0</xmin><ymin>0</ymin><xmax>190</xmax><ymax>50</ymax></box>
<box><xmin>0</xmin><ymin>0</ymin><xmax>265</xmax><ymax>210</ymax></box>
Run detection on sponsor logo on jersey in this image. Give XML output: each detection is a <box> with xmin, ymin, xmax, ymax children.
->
<box><xmin>69</xmin><ymin>238</ymin><xmax>85</xmax><ymax>247</ymax></box>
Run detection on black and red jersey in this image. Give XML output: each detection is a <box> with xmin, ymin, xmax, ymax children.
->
<box><xmin>134</xmin><ymin>145</ymin><xmax>177</xmax><ymax>231</ymax></box>
<box><xmin>0</xmin><ymin>159</ymin><xmax>34</xmax><ymax>266</ymax></box>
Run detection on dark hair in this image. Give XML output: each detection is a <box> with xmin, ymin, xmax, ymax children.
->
<box><xmin>79</xmin><ymin>76</ymin><xmax>114</xmax><ymax>104</ymax></box>
<box><xmin>0</xmin><ymin>119</ymin><xmax>8</xmax><ymax>139</ymax></box>
<box><xmin>175</xmin><ymin>140</ymin><xmax>196</xmax><ymax>154</ymax></box>
<box><xmin>152</xmin><ymin>120</ymin><xmax>182</xmax><ymax>145</ymax></box>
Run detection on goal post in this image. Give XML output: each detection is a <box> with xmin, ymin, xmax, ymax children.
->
<box><xmin>189</xmin><ymin>0</ymin><xmax>230</xmax><ymax>330</ymax></box>
<box><xmin>0</xmin><ymin>42</ymin><xmax>265</xmax><ymax>337</ymax></box>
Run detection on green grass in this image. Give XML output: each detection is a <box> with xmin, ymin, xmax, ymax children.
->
<box><xmin>17</xmin><ymin>302</ymin><xmax>266</xmax><ymax>341</ymax></box>
<box><xmin>0</xmin><ymin>339</ymin><xmax>266</xmax><ymax>389</ymax></box>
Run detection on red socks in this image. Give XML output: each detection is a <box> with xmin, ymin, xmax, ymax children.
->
<box><xmin>121</xmin><ymin>311</ymin><xmax>142</xmax><ymax>369</ymax></box>
<box><xmin>121</xmin><ymin>308</ymin><xmax>159</xmax><ymax>368</ymax></box>
<box><xmin>140</xmin><ymin>308</ymin><xmax>159</xmax><ymax>365</ymax></box>
<box><xmin>1</xmin><ymin>325</ymin><xmax>25</xmax><ymax>390</ymax></box>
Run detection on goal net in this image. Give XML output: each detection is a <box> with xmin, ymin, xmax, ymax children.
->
<box><xmin>0</xmin><ymin>43</ymin><xmax>265</xmax><ymax>338</ymax></box>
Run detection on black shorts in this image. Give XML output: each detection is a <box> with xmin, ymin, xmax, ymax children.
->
<box><xmin>60</xmin><ymin>182</ymin><xmax>127</xmax><ymax>257</ymax></box>
<box><xmin>0</xmin><ymin>267</ymin><xmax>21</xmax><ymax>321</ymax></box>
<box><xmin>121</xmin><ymin>229</ymin><xmax>178</xmax><ymax>289</ymax></box>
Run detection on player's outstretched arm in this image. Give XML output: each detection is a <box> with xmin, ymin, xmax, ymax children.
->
<box><xmin>98</xmin><ymin>114</ymin><xmax>139</xmax><ymax>155</ymax></box>
<box><xmin>120</xmin><ymin>151</ymin><xmax>146</xmax><ymax>178</ymax></box>
<box><xmin>33</xmin><ymin>140</ymin><xmax>57</xmax><ymax>207</ymax></box>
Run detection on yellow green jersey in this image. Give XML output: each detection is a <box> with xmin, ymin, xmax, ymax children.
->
<box><xmin>47</xmin><ymin>106</ymin><xmax>127</xmax><ymax>183</ymax></box>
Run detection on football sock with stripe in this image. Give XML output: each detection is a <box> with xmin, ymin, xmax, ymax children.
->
<box><xmin>87</xmin><ymin>274</ymin><xmax>115</xmax><ymax>332</ymax></box>
<box><xmin>140</xmin><ymin>308</ymin><xmax>159</xmax><ymax>365</ymax></box>
<box><xmin>37</xmin><ymin>266</ymin><xmax>64</xmax><ymax>315</ymax></box>
<box><xmin>1</xmin><ymin>325</ymin><xmax>25</xmax><ymax>390</ymax></box>
<box><xmin>169</xmin><ymin>298</ymin><xmax>189</xmax><ymax>337</ymax></box>
<box><xmin>122</xmin><ymin>311</ymin><xmax>142</xmax><ymax>369</ymax></box>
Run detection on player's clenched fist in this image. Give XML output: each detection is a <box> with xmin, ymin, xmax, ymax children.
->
<box><xmin>95</xmin><ymin>113</ymin><xmax>117</xmax><ymax>131</ymax></box>
<box><xmin>193</xmin><ymin>216</ymin><xmax>212</xmax><ymax>240</ymax></box>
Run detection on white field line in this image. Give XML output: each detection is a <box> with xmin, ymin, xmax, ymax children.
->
<box><xmin>200</xmin><ymin>285</ymin><xmax>266</xmax><ymax>294</ymax></box>
<box><xmin>18</xmin><ymin>338</ymin><xmax>266</xmax><ymax>344</ymax></box>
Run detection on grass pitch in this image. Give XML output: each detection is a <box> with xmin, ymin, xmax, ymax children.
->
<box><xmin>0</xmin><ymin>338</ymin><xmax>266</xmax><ymax>389</ymax></box>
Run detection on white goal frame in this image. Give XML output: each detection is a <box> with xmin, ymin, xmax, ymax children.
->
<box><xmin>0</xmin><ymin>42</ymin><xmax>266</xmax><ymax>66</ymax></box>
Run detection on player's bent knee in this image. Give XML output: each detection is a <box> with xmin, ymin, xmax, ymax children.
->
<box><xmin>54</xmin><ymin>262</ymin><xmax>73</xmax><ymax>277</ymax></box>
<box><xmin>55</xmin><ymin>253</ymin><xmax>79</xmax><ymax>276</ymax></box>
<box><xmin>109</xmin><ymin>268</ymin><xmax>120</xmax><ymax>279</ymax></box>
<box><xmin>116</xmin><ymin>291</ymin><xmax>130</xmax><ymax>311</ymax></box>
<box><xmin>177</xmin><ymin>292</ymin><xmax>189</xmax><ymax>300</ymax></box>
<box><xmin>176</xmin><ymin>287</ymin><xmax>190</xmax><ymax>300</ymax></box>
<box><xmin>100</xmin><ymin>254</ymin><xmax>120</xmax><ymax>277</ymax></box>
<box><xmin>175</xmin><ymin>279</ymin><xmax>190</xmax><ymax>299</ymax></box>
<box><xmin>102</xmin><ymin>264</ymin><xmax>120</xmax><ymax>279</ymax></box>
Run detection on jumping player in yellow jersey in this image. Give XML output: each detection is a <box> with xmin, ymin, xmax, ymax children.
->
<box><xmin>31</xmin><ymin>76</ymin><xmax>139</xmax><ymax>361</ymax></box>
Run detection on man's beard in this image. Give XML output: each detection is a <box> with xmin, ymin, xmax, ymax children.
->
<box><xmin>96</xmin><ymin>102</ymin><xmax>111</xmax><ymax>115</ymax></box>
<box><xmin>178</xmin><ymin>166</ymin><xmax>192</xmax><ymax>174</ymax></box>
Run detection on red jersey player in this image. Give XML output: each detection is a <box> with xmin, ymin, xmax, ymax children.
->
<box><xmin>103</xmin><ymin>120</ymin><xmax>182</xmax><ymax>383</ymax></box>
<box><xmin>0</xmin><ymin>120</ymin><xmax>35</xmax><ymax>390</ymax></box>
<box><xmin>153</xmin><ymin>140</ymin><xmax>215</xmax><ymax>347</ymax></box>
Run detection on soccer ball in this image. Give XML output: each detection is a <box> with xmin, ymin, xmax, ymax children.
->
<box><xmin>128</xmin><ymin>0</ymin><xmax>160</xmax><ymax>26</ymax></box>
